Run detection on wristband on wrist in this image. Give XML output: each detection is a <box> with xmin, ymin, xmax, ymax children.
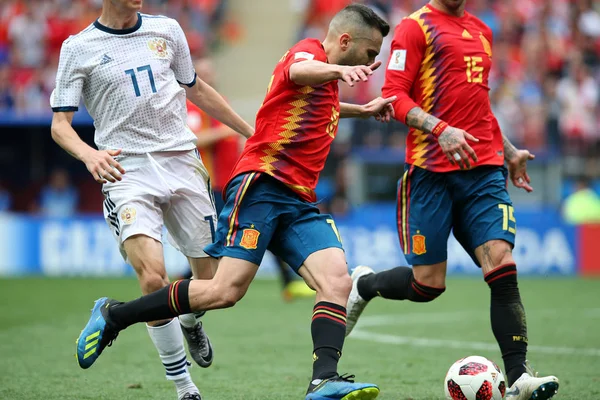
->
<box><xmin>431</xmin><ymin>121</ymin><xmax>449</xmax><ymax>137</ymax></box>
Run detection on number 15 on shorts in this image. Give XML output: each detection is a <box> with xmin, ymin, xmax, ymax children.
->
<box><xmin>498</xmin><ymin>204</ymin><xmax>516</xmax><ymax>234</ymax></box>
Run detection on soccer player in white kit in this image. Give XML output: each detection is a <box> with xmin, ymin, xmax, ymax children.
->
<box><xmin>50</xmin><ymin>1</ymin><xmax>254</xmax><ymax>399</ymax></box>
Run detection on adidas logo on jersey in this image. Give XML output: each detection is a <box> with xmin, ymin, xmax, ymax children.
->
<box><xmin>462</xmin><ymin>29</ymin><xmax>473</xmax><ymax>39</ymax></box>
<box><xmin>100</xmin><ymin>54</ymin><xmax>113</xmax><ymax>65</ymax></box>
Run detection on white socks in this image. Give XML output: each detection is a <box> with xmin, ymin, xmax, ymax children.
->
<box><xmin>179</xmin><ymin>313</ymin><xmax>197</xmax><ymax>329</ymax></box>
<box><xmin>146</xmin><ymin>318</ymin><xmax>198</xmax><ymax>399</ymax></box>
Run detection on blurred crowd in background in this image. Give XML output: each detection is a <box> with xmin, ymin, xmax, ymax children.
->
<box><xmin>0</xmin><ymin>0</ymin><xmax>232</xmax><ymax>113</ymax></box>
<box><xmin>1</xmin><ymin>0</ymin><xmax>600</xmax><ymax>222</ymax></box>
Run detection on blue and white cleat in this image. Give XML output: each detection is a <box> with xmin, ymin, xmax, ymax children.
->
<box><xmin>76</xmin><ymin>297</ymin><xmax>120</xmax><ymax>369</ymax></box>
<box><xmin>506</xmin><ymin>361</ymin><xmax>559</xmax><ymax>400</ymax></box>
<box><xmin>305</xmin><ymin>374</ymin><xmax>380</xmax><ymax>400</ymax></box>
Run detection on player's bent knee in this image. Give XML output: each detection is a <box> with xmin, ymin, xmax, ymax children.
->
<box><xmin>217</xmin><ymin>289</ymin><xmax>243</xmax><ymax>308</ymax></box>
<box><xmin>413</xmin><ymin>263</ymin><xmax>447</xmax><ymax>289</ymax></box>
<box><xmin>485</xmin><ymin>240</ymin><xmax>515</xmax><ymax>270</ymax></box>
<box><xmin>138</xmin><ymin>272</ymin><xmax>169</xmax><ymax>294</ymax></box>
<box><xmin>410</xmin><ymin>266</ymin><xmax>446</xmax><ymax>302</ymax></box>
<box><xmin>409</xmin><ymin>278</ymin><xmax>446</xmax><ymax>303</ymax></box>
<box><xmin>318</xmin><ymin>264</ymin><xmax>352</xmax><ymax>301</ymax></box>
<box><xmin>212</xmin><ymin>282</ymin><xmax>247</xmax><ymax>309</ymax></box>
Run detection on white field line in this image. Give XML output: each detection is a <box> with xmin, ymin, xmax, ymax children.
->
<box><xmin>350</xmin><ymin>314</ymin><xmax>600</xmax><ymax>357</ymax></box>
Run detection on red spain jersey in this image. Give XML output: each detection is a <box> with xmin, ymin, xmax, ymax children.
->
<box><xmin>229</xmin><ymin>38</ymin><xmax>340</xmax><ymax>202</ymax></box>
<box><xmin>383</xmin><ymin>4</ymin><xmax>504</xmax><ymax>172</ymax></box>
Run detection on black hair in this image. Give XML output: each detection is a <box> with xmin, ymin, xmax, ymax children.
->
<box><xmin>338</xmin><ymin>3</ymin><xmax>390</xmax><ymax>37</ymax></box>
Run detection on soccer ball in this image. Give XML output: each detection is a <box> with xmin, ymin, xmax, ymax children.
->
<box><xmin>444</xmin><ymin>355</ymin><xmax>506</xmax><ymax>400</ymax></box>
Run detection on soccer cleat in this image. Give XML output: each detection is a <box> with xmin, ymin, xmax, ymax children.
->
<box><xmin>345</xmin><ymin>266</ymin><xmax>375</xmax><ymax>337</ymax></box>
<box><xmin>76</xmin><ymin>297</ymin><xmax>120</xmax><ymax>369</ymax></box>
<box><xmin>306</xmin><ymin>374</ymin><xmax>379</xmax><ymax>400</ymax></box>
<box><xmin>506</xmin><ymin>361</ymin><xmax>559</xmax><ymax>400</ymax></box>
<box><xmin>180</xmin><ymin>392</ymin><xmax>202</xmax><ymax>400</ymax></box>
<box><xmin>181</xmin><ymin>321</ymin><xmax>214</xmax><ymax>368</ymax></box>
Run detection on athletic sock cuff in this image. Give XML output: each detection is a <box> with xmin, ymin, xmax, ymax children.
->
<box><xmin>411</xmin><ymin>277</ymin><xmax>445</xmax><ymax>300</ymax></box>
<box><xmin>312</xmin><ymin>301</ymin><xmax>347</xmax><ymax>326</ymax></box>
<box><xmin>484</xmin><ymin>264</ymin><xmax>517</xmax><ymax>285</ymax></box>
<box><xmin>168</xmin><ymin>279</ymin><xmax>192</xmax><ymax>316</ymax></box>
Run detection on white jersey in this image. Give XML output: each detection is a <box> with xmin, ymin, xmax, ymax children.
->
<box><xmin>50</xmin><ymin>13</ymin><xmax>198</xmax><ymax>155</ymax></box>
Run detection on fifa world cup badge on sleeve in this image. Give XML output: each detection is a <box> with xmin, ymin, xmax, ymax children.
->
<box><xmin>240</xmin><ymin>228</ymin><xmax>260</xmax><ymax>250</ymax></box>
<box><xmin>121</xmin><ymin>207</ymin><xmax>137</xmax><ymax>225</ymax></box>
<box><xmin>388</xmin><ymin>49</ymin><xmax>407</xmax><ymax>71</ymax></box>
<box><xmin>412</xmin><ymin>232</ymin><xmax>426</xmax><ymax>255</ymax></box>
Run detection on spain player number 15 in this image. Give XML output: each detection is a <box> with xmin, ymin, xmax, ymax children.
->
<box><xmin>498</xmin><ymin>204</ymin><xmax>516</xmax><ymax>234</ymax></box>
<box><xmin>464</xmin><ymin>56</ymin><xmax>483</xmax><ymax>84</ymax></box>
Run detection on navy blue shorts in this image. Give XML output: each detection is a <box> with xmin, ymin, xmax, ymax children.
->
<box><xmin>204</xmin><ymin>172</ymin><xmax>343</xmax><ymax>272</ymax></box>
<box><xmin>397</xmin><ymin>164</ymin><xmax>515</xmax><ymax>267</ymax></box>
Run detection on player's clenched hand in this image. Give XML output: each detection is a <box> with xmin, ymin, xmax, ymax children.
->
<box><xmin>339</xmin><ymin>61</ymin><xmax>382</xmax><ymax>87</ymax></box>
<box><xmin>362</xmin><ymin>96</ymin><xmax>396</xmax><ymax>123</ymax></box>
<box><xmin>81</xmin><ymin>149</ymin><xmax>126</xmax><ymax>184</ymax></box>
<box><xmin>438</xmin><ymin>127</ymin><xmax>479</xmax><ymax>169</ymax></box>
<box><xmin>507</xmin><ymin>149</ymin><xmax>535</xmax><ymax>192</ymax></box>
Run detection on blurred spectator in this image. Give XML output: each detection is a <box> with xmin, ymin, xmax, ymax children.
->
<box><xmin>0</xmin><ymin>64</ymin><xmax>14</xmax><ymax>110</ymax></box>
<box><xmin>563</xmin><ymin>176</ymin><xmax>600</xmax><ymax>224</ymax></box>
<box><xmin>298</xmin><ymin>0</ymin><xmax>352</xmax><ymax>39</ymax></box>
<box><xmin>8</xmin><ymin>3</ymin><xmax>47</xmax><ymax>67</ymax></box>
<box><xmin>557</xmin><ymin>57</ymin><xmax>599</xmax><ymax>155</ymax></box>
<box><xmin>39</xmin><ymin>168</ymin><xmax>78</xmax><ymax>218</ymax></box>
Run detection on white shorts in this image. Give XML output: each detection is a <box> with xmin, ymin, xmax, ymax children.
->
<box><xmin>102</xmin><ymin>150</ymin><xmax>217</xmax><ymax>262</ymax></box>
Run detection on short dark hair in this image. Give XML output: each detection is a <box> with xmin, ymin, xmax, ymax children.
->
<box><xmin>339</xmin><ymin>3</ymin><xmax>390</xmax><ymax>37</ymax></box>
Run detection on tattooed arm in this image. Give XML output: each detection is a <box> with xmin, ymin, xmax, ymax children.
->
<box><xmin>502</xmin><ymin>134</ymin><xmax>518</xmax><ymax>162</ymax></box>
<box><xmin>405</xmin><ymin>107</ymin><xmax>441</xmax><ymax>133</ymax></box>
<box><xmin>502</xmin><ymin>134</ymin><xmax>536</xmax><ymax>192</ymax></box>
<box><xmin>405</xmin><ymin>107</ymin><xmax>479</xmax><ymax>169</ymax></box>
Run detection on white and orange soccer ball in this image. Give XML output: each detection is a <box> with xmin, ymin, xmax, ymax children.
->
<box><xmin>444</xmin><ymin>355</ymin><xmax>506</xmax><ymax>400</ymax></box>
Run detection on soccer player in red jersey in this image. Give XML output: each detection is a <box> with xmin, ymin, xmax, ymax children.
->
<box><xmin>345</xmin><ymin>2</ymin><xmax>559</xmax><ymax>400</ymax></box>
<box><xmin>186</xmin><ymin>58</ymin><xmax>314</xmax><ymax>302</ymax></box>
<box><xmin>76</xmin><ymin>5</ymin><xmax>395</xmax><ymax>399</ymax></box>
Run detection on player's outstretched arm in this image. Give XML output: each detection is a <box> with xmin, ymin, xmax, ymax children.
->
<box><xmin>194</xmin><ymin>126</ymin><xmax>237</xmax><ymax>149</ymax></box>
<box><xmin>51</xmin><ymin>112</ymin><xmax>125</xmax><ymax>184</ymax></box>
<box><xmin>185</xmin><ymin>80</ymin><xmax>254</xmax><ymax>139</ymax></box>
<box><xmin>340</xmin><ymin>96</ymin><xmax>396</xmax><ymax>121</ymax></box>
<box><xmin>503</xmin><ymin>134</ymin><xmax>535</xmax><ymax>192</ymax></box>
<box><xmin>289</xmin><ymin>60</ymin><xmax>382</xmax><ymax>87</ymax></box>
<box><xmin>405</xmin><ymin>107</ymin><xmax>479</xmax><ymax>170</ymax></box>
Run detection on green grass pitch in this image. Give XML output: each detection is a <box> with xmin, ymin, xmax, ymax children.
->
<box><xmin>1</xmin><ymin>277</ymin><xmax>598</xmax><ymax>399</ymax></box>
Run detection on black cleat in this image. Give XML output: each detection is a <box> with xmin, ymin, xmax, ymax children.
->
<box><xmin>180</xmin><ymin>392</ymin><xmax>202</xmax><ymax>400</ymax></box>
<box><xmin>181</xmin><ymin>321</ymin><xmax>213</xmax><ymax>368</ymax></box>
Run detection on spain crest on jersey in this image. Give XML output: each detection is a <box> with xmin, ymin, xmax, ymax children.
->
<box><xmin>148</xmin><ymin>38</ymin><xmax>168</xmax><ymax>58</ymax></box>
<box><xmin>240</xmin><ymin>228</ymin><xmax>260</xmax><ymax>250</ymax></box>
<box><xmin>412</xmin><ymin>233</ymin><xmax>426</xmax><ymax>255</ymax></box>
